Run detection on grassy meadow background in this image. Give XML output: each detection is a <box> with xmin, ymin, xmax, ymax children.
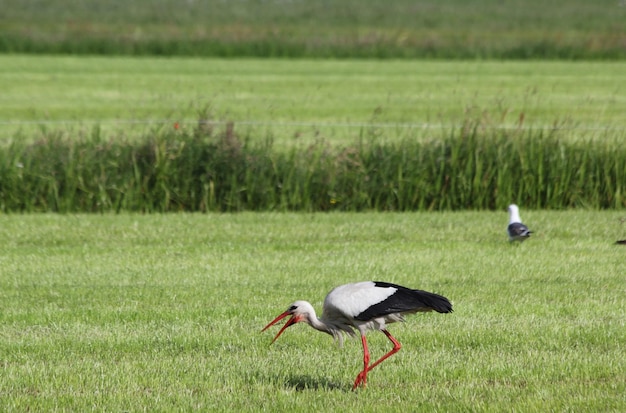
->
<box><xmin>2</xmin><ymin>56</ymin><xmax>624</xmax><ymax>213</ymax></box>
<box><xmin>1</xmin><ymin>0</ymin><xmax>626</xmax><ymax>411</ymax></box>
<box><xmin>1</xmin><ymin>0</ymin><xmax>625</xmax><ymax>59</ymax></box>
<box><xmin>1</xmin><ymin>56</ymin><xmax>626</xmax><ymax>142</ymax></box>
<box><xmin>1</xmin><ymin>212</ymin><xmax>625</xmax><ymax>411</ymax></box>
<box><xmin>1</xmin><ymin>3</ymin><xmax>625</xmax><ymax>214</ymax></box>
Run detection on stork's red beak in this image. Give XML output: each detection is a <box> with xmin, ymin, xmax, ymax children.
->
<box><xmin>261</xmin><ymin>311</ymin><xmax>302</xmax><ymax>344</ymax></box>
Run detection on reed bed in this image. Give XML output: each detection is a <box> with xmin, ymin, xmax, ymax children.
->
<box><xmin>0</xmin><ymin>119</ymin><xmax>624</xmax><ymax>213</ymax></box>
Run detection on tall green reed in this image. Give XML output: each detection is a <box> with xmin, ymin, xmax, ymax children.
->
<box><xmin>0</xmin><ymin>119</ymin><xmax>624</xmax><ymax>213</ymax></box>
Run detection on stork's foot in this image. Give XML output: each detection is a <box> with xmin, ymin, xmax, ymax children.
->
<box><xmin>352</xmin><ymin>371</ymin><xmax>367</xmax><ymax>390</ymax></box>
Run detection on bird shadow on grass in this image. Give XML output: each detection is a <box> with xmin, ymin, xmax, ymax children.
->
<box><xmin>247</xmin><ymin>370</ymin><xmax>348</xmax><ymax>392</ymax></box>
<box><xmin>282</xmin><ymin>374</ymin><xmax>347</xmax><ymax>392</ymax></box>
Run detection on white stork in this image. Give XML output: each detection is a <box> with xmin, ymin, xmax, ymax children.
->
<box><xmin>507</xmin><ymin>204</ymin><xmax>532</xmax><ymax>242</ymax></box>
<box><xmin>261</xmin><ymin>281</ymin><xmax>452</xmax><ymax>390</ymax></box>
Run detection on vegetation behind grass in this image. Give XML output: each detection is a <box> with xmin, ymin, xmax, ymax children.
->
<box><xmin>0</xmin><ymin>212</ymin><xmax>624</xmax><ymax>411</ymax></box>
<box><xmin>1</xmin><ymin>0</ymin><xmax>625</xmax><ymax>59</ymax></box>
<box><xmin>1</xmin><ymin>119</ymin><xmax>624</xmax><ymax>213</ymax></box>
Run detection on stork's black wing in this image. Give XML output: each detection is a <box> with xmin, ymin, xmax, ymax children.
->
<box><xmin>354</xmin><ymin>281</ymin><xmax>452</xmax><ymax>321</ymax></box>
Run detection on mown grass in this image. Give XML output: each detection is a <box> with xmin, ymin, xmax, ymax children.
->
<box><xmin>1</xmin><ymin>0</ymin><xmax>625</xmax><ymax>59</ymax></box>
<box><xmin>1</xmin><ymin>119</ymin><xmax>625</xmax><ymax>212</ymax></box>
<box><xmin>2</xmin><ymin>56</ymin><xmax>626</xmax><ymax>142</ymax></box>
<box><xmin>0</xmin><ymin>212</ymin><xmax>624</xmax><ymax>411</ymax></box>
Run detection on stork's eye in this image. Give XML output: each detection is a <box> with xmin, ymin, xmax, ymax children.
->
<box><xmin>288</xmin><ymin>305</ymin><xmax>297</xmax><ymax>311</ymax></box>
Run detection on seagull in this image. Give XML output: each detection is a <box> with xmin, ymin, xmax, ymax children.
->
<box><xmin>507</xmin><ymin>204</ymin><xmax>532</xmax><ymax>242</ymax></box>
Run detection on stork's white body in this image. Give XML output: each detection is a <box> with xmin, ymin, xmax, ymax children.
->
<box><xmin>322</xmin><ymin>282</ymin><xmax>400</xmax><ymax>340</ymax></box>
<box><xmin>262</xmin><ymin>281</ymin><xmax>452</xmax><ymax>390</ymax></box>
<box><xmin>507</xmin><ymin>204</ymin><xmax>532</xmax><ymax>242</ymax></box>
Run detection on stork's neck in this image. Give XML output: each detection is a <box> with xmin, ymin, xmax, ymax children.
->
<box><xmin>305</xmin><ymin>309</ymin><xmax>332</xmax><ymax>334</ymax></box>
<box><xmin>293</xmin><ymin>300</ymin><xmax>338</xmax><ymax>338</ymax></box>
<box><xmin>291</xmin><ymin>301</ymin><xmax>329</xmax><ymax>334</ymax></box>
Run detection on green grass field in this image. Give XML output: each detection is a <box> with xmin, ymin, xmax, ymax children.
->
<box><xmin>1</xmin><ymin>56</ymin><xmax>626</xmax><ymax>144</ymax></box>
<box><xmin>1</xmin><ymin>212</ymin><xmax>624</xmax><ymax>411</ymax></box>
<box><xmin>2</xmin><ymin>0</ymin><xmax>625</xmax><ymax>59</ymax></box>
<box><xmin>2</xmin><ymin>2</ymin><xmax>624</xmax><ymax>410</ymax></box>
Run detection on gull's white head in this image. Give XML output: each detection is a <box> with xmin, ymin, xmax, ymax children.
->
<box><xmin>507</xmin><ymin>204</ymin><xmax>522</xmax><ymax>224</ymax></box>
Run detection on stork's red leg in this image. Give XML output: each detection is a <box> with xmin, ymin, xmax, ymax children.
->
<box><xmin>352</xmin><ymin>334</ymin><xmax>370</xmax><ymax>390</ymax></box>
<box><xmin>353</xmin><ymin>330</ymin><xmax>402</xmax><ymax>390</ymax></box>
<box><xmin>366</xmin><ymin>329</ymin><xmax>402</xmax><ymax>373</ymax></box>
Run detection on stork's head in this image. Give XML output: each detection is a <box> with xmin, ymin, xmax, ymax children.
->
<box><xmin>261</xmin><ymin>300</ymin><xmax>314</xmax><ymax>344</ymax></box>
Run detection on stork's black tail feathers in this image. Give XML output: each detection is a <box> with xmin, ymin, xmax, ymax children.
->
<box><xmin>411</xmin><ymin>289</ymin><xmax>453</xmax><ymax>313</ymax></box>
